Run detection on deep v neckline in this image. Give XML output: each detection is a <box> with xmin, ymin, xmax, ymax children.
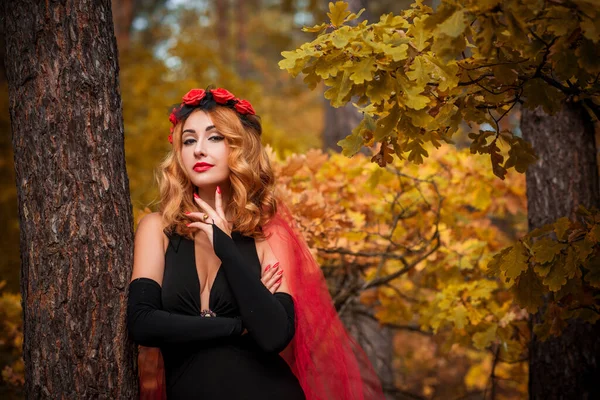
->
<box><xmin>190</xmin><ymin>240</ymin><xmax>224</xmax><ymax>313</ymax></box>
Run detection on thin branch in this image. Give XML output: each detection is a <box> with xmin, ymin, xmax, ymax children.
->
<box><xmin>353</xmin><ymin>309</ymin><xmax>433</xmax><ymax>336</ymax></box>
<box><xmin>457</xmin><ymin>59</ymin><xmax>530</xmax><ymax>71</ymax></box>
<box><xmin>483</xmin><ymin>344</ymin><xmax>500</xmax><ymax>400</ymax></box>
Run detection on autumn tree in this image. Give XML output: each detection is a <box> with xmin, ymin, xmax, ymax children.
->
<box><xmin>3</xmin><ymin>0</ymin><xmax>138</xmax><ymax>397</ymax></box>
<box><xmin>279</xmin><ymin>1</ymin><xmax>600</xmax><ymax>398</ymax></box>
<box><xmin>266</xmin><ymin>143</ymin><xmax>529</xmax><ymax>397</ymax></box>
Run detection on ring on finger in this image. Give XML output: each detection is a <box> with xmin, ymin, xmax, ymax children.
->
<box><xmin>202</xmin><ymin>214</ymin><xmax>208</xmax><ymax>221</ymax></box>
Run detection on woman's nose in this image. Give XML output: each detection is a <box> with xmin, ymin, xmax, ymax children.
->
<box><xmin>194</xmin><ymin>141</ymin><xmax>206</xmax><ymax>156</ymax></box>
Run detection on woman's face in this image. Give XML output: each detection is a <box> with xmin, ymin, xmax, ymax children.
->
<box><xmin>180</xmin><ymin>110</ymin><xmax>230</xmax><ymax>189</ymax></box>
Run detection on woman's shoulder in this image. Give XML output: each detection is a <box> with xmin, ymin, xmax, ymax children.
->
<box><xmin>137</xmin><ymin>212</ymin><xmax>162</xmax><ymax>230</ymax></box>
<box><xmin>136</xmin><ymin>212</ymin><xmax>169</xmax><ymax>252</ymax></box>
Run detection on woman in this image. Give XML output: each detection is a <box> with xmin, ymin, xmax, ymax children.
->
<box><xmin>127</xmin><ymin>87</ymin><xmax>384</xmax><ymax>399</ymax></box>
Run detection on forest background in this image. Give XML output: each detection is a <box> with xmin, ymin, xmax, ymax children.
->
<box><xmin>0</xmin><ymin>0</ymin><xmax>599</xmax><ymax>399</ymax></box>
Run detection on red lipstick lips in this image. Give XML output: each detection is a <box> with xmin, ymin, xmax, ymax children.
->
<box><xmin>193</xmin><ymin>162</ymin><xmax>214</xmax><ymax>172</ymax></box>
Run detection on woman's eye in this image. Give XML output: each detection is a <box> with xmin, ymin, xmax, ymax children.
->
<box><xmin>183</xmin><ymin>136</ymin><xmax>223</xmax><ymax>145</ymax></box>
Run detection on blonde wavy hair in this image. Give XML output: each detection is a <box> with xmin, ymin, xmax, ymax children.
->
<box><xmin>156</xmin><ymin>106</ymin><xmax>277</xmax><ymax>240</ymax></box>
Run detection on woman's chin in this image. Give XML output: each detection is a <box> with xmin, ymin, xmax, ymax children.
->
<box><xmin>190</xmin><ymin>177</ymin><xmax>227</xmax><ymax>189</ymax></box>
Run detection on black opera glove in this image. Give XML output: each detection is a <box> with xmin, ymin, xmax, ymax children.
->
<box><xmin>127</xmin><ymin>277</ymin><xmax>243</xmax><ymax>348</ymax></box>
<box><xmin>212</xmin><ymin>223</ymin><xmax>296</xmax><ymax>353</ymax></box>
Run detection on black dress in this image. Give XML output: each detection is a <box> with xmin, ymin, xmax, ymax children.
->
<box><xmin>141</xmin><ymin>228</ymin><xmax>306</xmax><ymax>400</ymax></box>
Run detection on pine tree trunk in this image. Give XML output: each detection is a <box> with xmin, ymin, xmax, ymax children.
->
<box><xmin>216</xmin><ymin>0</ymin><xmax>230</xmax><ymax>66</ymax></box>
<box><xmin>3</xmin><ymin>0</ymin><xmax>138</xmax><ymax>397</ymax></box>
<box><xmin>236</xmin><ymin>0</ymin><xmax>249</xmax><ymax>79</ymax></box>
<box><xmin>521</xmin><ymin>103</ymin><xmax>600</xmax><ymax>399</ymax></box>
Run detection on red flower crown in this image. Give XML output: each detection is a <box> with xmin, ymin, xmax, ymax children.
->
<box><xmin>167</xmin><ymin>88</ymin><xmax>256</xmax><ymax>144</ymax></box>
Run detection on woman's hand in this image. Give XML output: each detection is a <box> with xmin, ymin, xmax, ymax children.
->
<box><xmin>261</xmin><ymin>262</ymin><xmax>283</xmax><ymax>294</ymax></box>
<box><xmin>239</xmin><ymin>262</ymin><xmax>282</xmax><ymax>336</ymax></box>
<box><xmin>185</xmin><ymin>186</ymin><xmax>231</xmax><ymax>246</ymax></box>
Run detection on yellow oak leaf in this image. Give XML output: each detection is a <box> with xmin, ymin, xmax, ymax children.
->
<box><xmin>327</xmin><ymin>1</ymin><xmax>351</xmax><ymax>28</ymax></box>
<box><xmin>472</xmin><ymin>323</ymin><xmax>497</xmax><ymax>350</ymax></box>
<box><xmin>522</xmin><ymin>78</ymin><xmax>565</xmax><ymax>115</ymax></box>
<box><xmin>348</xmin><ymin>57</ymin><xmax>376</xmax><ymax>84</ymax></box>
<box><xmin>564</xmin><ymin>246</ymin><xmax>580</xmax><ymax>280</ymax></box>
<box><xmin>542</xmin><ymin>255</ymin><xmax>568</xmax><ymax>292</ymax></box>
<box><xmin>583</xmin><ymin>253</ymin><xmax>600</xmax><ymax>288</ymax></box>
<box><xmin>373</xmin><ymin>106</ymin><xmax>401</xmax><ymax>142</ymax></box>
<box><xmin>437</xmin><ymin>9</ymin><xmax>467</xmax><ymax>38</ymax></box>
<box><xmin>573</xmin><ymin>239</ymin><xmax>594</xmax><ymax>261</ymax></box>
<box><xmin>531</xmin><ymin>237</ymin><xmax>566</xmax><ymax>264</ymax></box>
<box><xmin>553</xmin><ymin>217</ymin><xmax>571</xmax><ymax>241</ymax></box>
<box><xmin>331</xmin><ymin>26</ymin><xmax>353</xmax><ymax>49</ymax></box>
<box><xmin>514</xmin><ymin>268</ymin><xmax>545</xmax><ymax>313</ymax></box>
<box><xmin>452</xmin><ymin>304</ymin><xmax>469</xmax><ymax>329</ymax></box>
<box><xmin>407</xmin><ymin>15</ymin><xmax>430</xmax><ymax>52</ymax></box>
<box><xmin>501</xmin><ymin>241</ymin><xmax>529</xmax><ymax>279</ymax></box>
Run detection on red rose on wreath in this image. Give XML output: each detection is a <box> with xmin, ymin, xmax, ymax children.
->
<box><xmin>234</xmin><ymin>99</ymin><xmax>256</xmax><ymax>115</ymax></box>
<box><xmin>169</xmin><ymin>110</ymin><xmax>178</xmax><ymax>125</ymax></box>
<box><xmin>168</xmin><ymin>133</ymin><xmax>173</xmax><ymax>144</ymax></box>
<box><xmin>182</xmin><ymin>89</ymin><xmax>206</xmax><ymax>106</ymax></box>
<box><xmin>210</xmin><ymin>88</ymin><xmax>236</xmax><ymax>104</ymax></box>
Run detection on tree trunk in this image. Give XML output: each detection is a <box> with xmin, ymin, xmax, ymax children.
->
<box><xmin>521</xmin><ymin>103</ymin><xmax>600</xmax><ymax>400</ymax></box>
<box><xmin>216</xmin><ymin>0</ymin><xmax>230</xmax><ymax>66</ymax></box>
<box><xmin>236</xmin><ymin>0</ymin><xmax>249</xmax><ymax>79</ymax></box>
<box><xmin>111</xmin><ymin>0</ymin><xmax>135</xmax><ymax>53</ymax></box>
<box><xmin>4</xmin><ymin>1</ymin><xmax>137</xmax><ymax>398</ymax></box>
<box><xmin>322</xmin><ymin>100</ymin><xmax>364</xmax><ymax>152</ymax></box>
<box><xmin>341</xmin><ymin>302</ymin><xmax>396</xmax><ymax>400</ymax></box>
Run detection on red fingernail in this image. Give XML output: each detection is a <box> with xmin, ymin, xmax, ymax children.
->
<box><xmin>273</xmin><ymin>262</ymin><xmax>280</xmax><ymax>269</ymax></box>
<box><xmin>186</xmin><ymin>223</ymin><xmax>191</xmax><ymax>227</ymax></box>
<box><xmin>277</xmin><ymin>270</ymin><xmax>283</xmax><ymax>275</ymax></box>
<box><xmin>185</xmin><ymin>211</ymin><xmax>191</xmax><ymax>215</ymax></box>
<box><xmin>217</xmin><ymin>186</ymin><xmax>221</xmax><ymax>194</ymax></box>
<box><xmin>265</xmin><ymin>264</ymin><xmax>271</xmax><ymax>272</ymax></box>
<box><xmin>193</xmin><ymin>193</ymin><xmax>199</xmax><ymax>199</ymax></box>
<box><xmin>276</xmin><ymin>277</ymin><xmax>282</xmax><ymax>283</ymax></box>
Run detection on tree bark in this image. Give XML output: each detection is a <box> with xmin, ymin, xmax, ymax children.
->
<box><xmin>4</xmin><ymin>0</ymin><xmax>137</xmax><ymax>398</ymax></box>
<box><xmin>521</xmin><ymin>102</ymin><xmax>600</xmax><ymax>400</ymax></box>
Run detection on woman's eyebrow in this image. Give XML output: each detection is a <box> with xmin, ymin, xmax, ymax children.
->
<box><xmin>182</xmin><ymin>125</ymin><xmax>217</xmax><ymax>135</ymax></box>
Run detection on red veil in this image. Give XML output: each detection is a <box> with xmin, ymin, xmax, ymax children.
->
<box><xmin>137</xmin><ymin>200</ymin><xmax>384</xmax><ymax>399</ymax></box>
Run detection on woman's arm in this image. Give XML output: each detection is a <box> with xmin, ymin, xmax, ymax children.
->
<box><xmin>127</xmin><ymin>277</ymin><xmax>243</xmax><ymax>347</ymax></box>
<box><xmin>127</xmin><ymin>213</ymin><xmax>242</xmax><ymax>347</ymax></box>
<box><xmin>212</xmin><ymin>224</ymin><xmax>295</xmax><ymax>353</ymax></box>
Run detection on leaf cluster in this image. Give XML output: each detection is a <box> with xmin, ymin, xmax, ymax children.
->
<box><xmin>279</xmin><ymin>0</ymin><xmax>600</xmax><ymax>179</ymax></box>
<box><xmin>487</xmin><ymin>205</ymin><xmax>600</xmax><ymax>341</ymax></box>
